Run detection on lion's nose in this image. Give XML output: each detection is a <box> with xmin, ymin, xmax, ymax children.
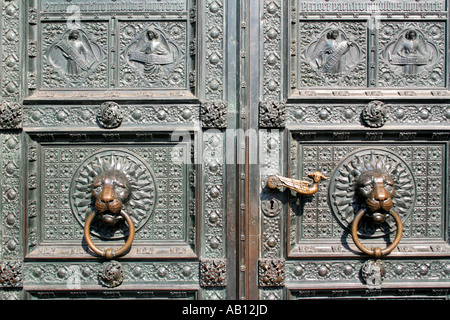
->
<box><xmin>373</xmin><ymin>184</ymin><xmax>388</xmax><ymax>201</ymax></box>
<box><xmin>100</xmin><ymin>184</ymin><xmax>115</xmax><ymax>203</ymax></box>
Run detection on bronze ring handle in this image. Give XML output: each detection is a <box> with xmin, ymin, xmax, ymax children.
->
<box><xmin>84</xmin><ymin>211</ymin><xmax>135</xmax><ymax>259</ymax></box>
<box><xmin>351</xmin><ymin>209</ymin><xmax>403</xmax><ymax>259</ymax></box>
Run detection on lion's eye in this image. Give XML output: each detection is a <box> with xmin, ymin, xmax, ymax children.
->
<box><xmin>385</xmin><ymin>183</ymin><xmax>394</xmax><ymax>191</ymax></box>
<box><xmin>115</xmin><ymin>184</ymin><xmax>126</xmax><ymax>193</ymax></box>
<box><xmin>363</xmin><ymin>185</ymin><xmax>372</xmax><ymax>192</ymax></box>
<box><xmin>93</xmin><ymin>185</ymin><xmax>102</xmax><ymax>193</ymax></box>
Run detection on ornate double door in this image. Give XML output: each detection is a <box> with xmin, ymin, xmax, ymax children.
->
<box><xmin>1</xmin><ymin>0</ymin><xmax>450</xmax><ymax>300</ymax></box>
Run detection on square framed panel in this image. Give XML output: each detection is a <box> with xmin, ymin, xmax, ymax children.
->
<box><xmin>25</xmin><ymin>131</ymin><xmax>198</xmax><ymax>259</ymax></box>
<box><xmin>286</xmin><ymin>130</ymin><xmax>449</xmax><ymax>258</ymax></box>
<box><xmin>296</xmin><ymin>20</ymin><xmax>368</xmax><ymax>89</ymax></box>
<box><xmin>377</xmin><ymin>20</ymin><xmax>446</xmax><ymax>89</ymax></box>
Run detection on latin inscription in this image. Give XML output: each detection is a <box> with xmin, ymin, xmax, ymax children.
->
<box><xmin>298</xmin><ymin>0</ymin><xmax>445</xmax><ymax>13</ymax></box>
<box><xmin>41</xmin><ymin>0</ymin><xmax>186</xmax><ymax>13</ymax></box>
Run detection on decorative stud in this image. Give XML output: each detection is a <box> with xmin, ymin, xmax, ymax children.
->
<box><xmin>362</xmin><ymin>101</ymin><xmax>387</xmax><ymax>128</ymax></box>
<box><xmin>98</xmin><ymin>260</ymin><xmax>124</xmax><ymax>288</ymax></box>
<box><xmin>97</xmin><ymin>102</ymin><xmax>123</xmax><ymax>129</ymax></box>
<box><xmin>258</xmin><ymin>259</ymin><xmax>285</xmax><ymax>287</ymax></box>
<box><xmin>200</xmin><ymin>259</ymin><xmax>227</xmax><ymax>287</ymax></box>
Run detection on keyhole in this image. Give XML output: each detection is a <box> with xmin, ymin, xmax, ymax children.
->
<box><xmin>270</xmin><ymin>200</ymin><xmax>275</xmax><ymax>210</ymax></box>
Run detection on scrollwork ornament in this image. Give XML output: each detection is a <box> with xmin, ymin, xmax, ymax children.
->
<box><xmin>201</xmin><ymin>101</ymin><xmax>228</xmax><ymax>129</ymax></box>
<box><xmin>361</xmin><ymin>260</ymin><xmax>386</xmax><ymax>289</ymax></box>
<box><xmin>98</xmin><ymin>260</ymin><xmax>124</xmax><ymax>288</ymax></box>
<box><xmin>362</xmin><ymin>101</ymin><xmax>387</xmax><ymax>128</ymax></box>
<box><xmin>259</xmin><ymin>101</ymin><xmax>286</xmax><ymax>128</ymax></box>
<box><xmin>0</xmin><ymin>261</ymin><xmax>22</xmax><ymax>288</ymax></box>
<box><xmin>259</xmin><ymin>259</ymin><xmax>285</xmax><ymax>287</ymax></box>
<box><xmin>0</xmin><ymin>102</ymin><xmax>22</xmax><ymax>129</ymax></box>
<box><xmin>200</xmin><ymin>259</ymin><xmax>227</xmax><ymax>287</ymax></box>
<box><xmin>97</xmin><ymin>102</ymin><xmax>123</xmax><ymax>129</ymax></box>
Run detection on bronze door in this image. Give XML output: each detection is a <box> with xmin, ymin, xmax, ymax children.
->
<box><xmin>246</xmin><ymin>0</ymin><xmax>450</xmax><ymax>300</ymax></box>
<box><xmin>1</xmin><ymin>0</ymin><xmax>450</xmax><ymax>301</ymax></box>
<box><xmin>0</xmin><ymin>0</ymin><xmax>239</xmax><ymax>300</ymax></box>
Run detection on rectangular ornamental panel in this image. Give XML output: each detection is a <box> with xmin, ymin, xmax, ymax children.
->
<box><xmin>289</xmin><ymin>135</ymin><xmax>447</xmax><ymax>256</ymax></box>
<box><xmin>289</xmin><ymin>0</ymin><xmax>448</xmax><ymax>98</ymax></box>
<box><xmin>25</xmin><ymin>131</ymin><xmax>197</xmax><ymax>260</ymax></box>
<box><xmin>26</xmin><ymin>0</ymin><xmax>198</xmax><ymax>101</ymax></box>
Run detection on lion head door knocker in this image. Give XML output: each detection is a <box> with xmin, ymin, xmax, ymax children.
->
<box><xmin>266</xmin><ymin>172</ymin><xmax>327</xmax><ymax>196</ymax></box>
<box><xmin>351</xmin><ymin>167</ymin><xmax>403</xmax><ymax>259</ymax></box>
<box><xmin>330</xmin><ymin>150</ymin><xmax>416</xmax><ymax>251</ymax></box>
<box><xmin>70</xmin><ymin>150</ymin><xmax>157</xmax><ymax>259</ymax></box>
<box><xmin>84</xmin><ymin>169</ymin><xmax>135</xmax><ymax>259</ymax></box>
<box><xmin>329</xmin><ymin>149</ymin><xmax>416</xmax><ymax>285</ymax></box>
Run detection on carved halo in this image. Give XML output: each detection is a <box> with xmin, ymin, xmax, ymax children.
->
<box><xmin>329</xmin><ymin>148</ymin><xmax>415</xmax><ymax>238</ymax></box>
<box><xmin>70</xmin><ymin>150</ymin><xmax>157</xmax><ymax>240</ymax></box>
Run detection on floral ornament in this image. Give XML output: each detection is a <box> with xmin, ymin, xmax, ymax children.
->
<box><xmin>97</xmin><ymin>102</ymin><xmax>123</xmax><ymax>129</ymax></box>
<box><xmin>201</xmin><ymin>101</ymin><xmax>228</xmax><ymax>128</ymax></box>
<box><xmin>200</xmin><ymin>259</ymin><xmax>227</xmax><ymax>287</ymax></box>
<box><xmin>0</xmin><ymin>102</ymin><xmax>22</xmax><ymax>129</ymax></box>
<box><xmin>258</xmin><ymin>259</ymin><xmax>285</xmax><ymax>287</ymax></box>
<box><xmin>259</xmin><ymin>101</ymin><xmax>286</xmax><ymax>128</ymax></box>
<box><xmin>361</xmin><ymin>260</ymin><xmax>386</xmax><ymax>289</ymax></box>
<box><xmin>362</xmin><ymin>101</ymin><xmax>388</xmax><ymax>128</ymax></box>
<box><xmin>0</xmin><ymin>262</ymin><xmax>22</xmax><ymax>288</ymax></box>
<box><xmin>98</xmin><ymin>261</ymin><xmax>124</xmax><ymax>288</ymax></box>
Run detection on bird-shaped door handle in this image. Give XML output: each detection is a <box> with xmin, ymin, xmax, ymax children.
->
<box><xmin>266</xmin><ymin>172</ymin><xmax>327</xmax><ymax>195</ymax></box>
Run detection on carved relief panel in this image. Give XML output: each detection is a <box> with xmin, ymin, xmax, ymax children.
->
<box><xmin>119</xmin><ymin>21</ymin><xmax>187</xmax><ymax>89</ymax></box>
<box><xmin>292</xmin><ymin>139</ymin><xmax>445</xmax><ymax>248</ymax></box>
<box><xmin>297</xmin><ymin>21</ymin><xmax>367</xmax><ymax>88</ymax></box>
<box><xmin>26</xmin><ymin>0</ymin><xmax>196</xmax><ymax>98</ymax></box>
<box><xmin>25</xmin><ymin>132</ymin><xmax>197</xmax><ymax>259</ymax></box>
<box><xmin>378</xmin><ymin>21</ymin><xmax>445</xmax><ymax>88</ymax></box>
<box><xmin>290</xmin><ymin>0</ymin><xmax>448</xmax><ymax>95</ymax></box>
<box><xmin>42</xmin><ymin>22</ymin><xmax>108</xmax><ymax>89</ymax></box>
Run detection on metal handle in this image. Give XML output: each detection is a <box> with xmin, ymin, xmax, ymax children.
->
<box><xmin>266</xmin><ymin>172</ymin><xmax>327</xmax><ymax>196</ymax></box>
<box><xmin>351</xmin><ymin>209</ymin><xmax>403</xmax><ymax>259</ymax></box>
<box><xmin>84</xmin><ymin>211</ymin><xmax>135</xmax><ymax>259</ymax></box>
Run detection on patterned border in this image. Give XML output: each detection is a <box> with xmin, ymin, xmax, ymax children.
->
<box><xmin>286</xmin><ymin>259</ymin><xmax>450</xmax><ymax>283</ymax></box>
<box><xmin>1</xmin><ymin>0</ymin><xmax>22</xmax><ymax>129</ymax></box>
<box><xmin>259</xmin><ymin>1</ymin><xmax>284</xmax><ymax>301</ymax></box>
<box><xmin>24</xmin><ymin>104</ymin><xmax>200</xmax><ymax>127</ymax></box>
<box><xmin>201</xmin><ymin>0</ymin><xmax>227</xmax><ymax>299</ymax></box>
<box><xmin>24</xmin><ymin>261</ymin><xmax>199</xmax><ymax>285</ymax></box>
<box><xmin>204</xmin><ymin>0</ymin><xmax>225</xmax><ymax>101</ymax></box>
<box><xmin>287</xmin><ymin>104</ymin><xmax>450</xmax><ymax>126</ymax></box>
<box><xmin>262</xmin><ymin>0</ymin><xmax>282</xmax><ymax>101</ymax></box>
<box><xmin>1</xmin><ymin>0</ymin><xmax>23</xmax><ymax>297</ymax></box>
